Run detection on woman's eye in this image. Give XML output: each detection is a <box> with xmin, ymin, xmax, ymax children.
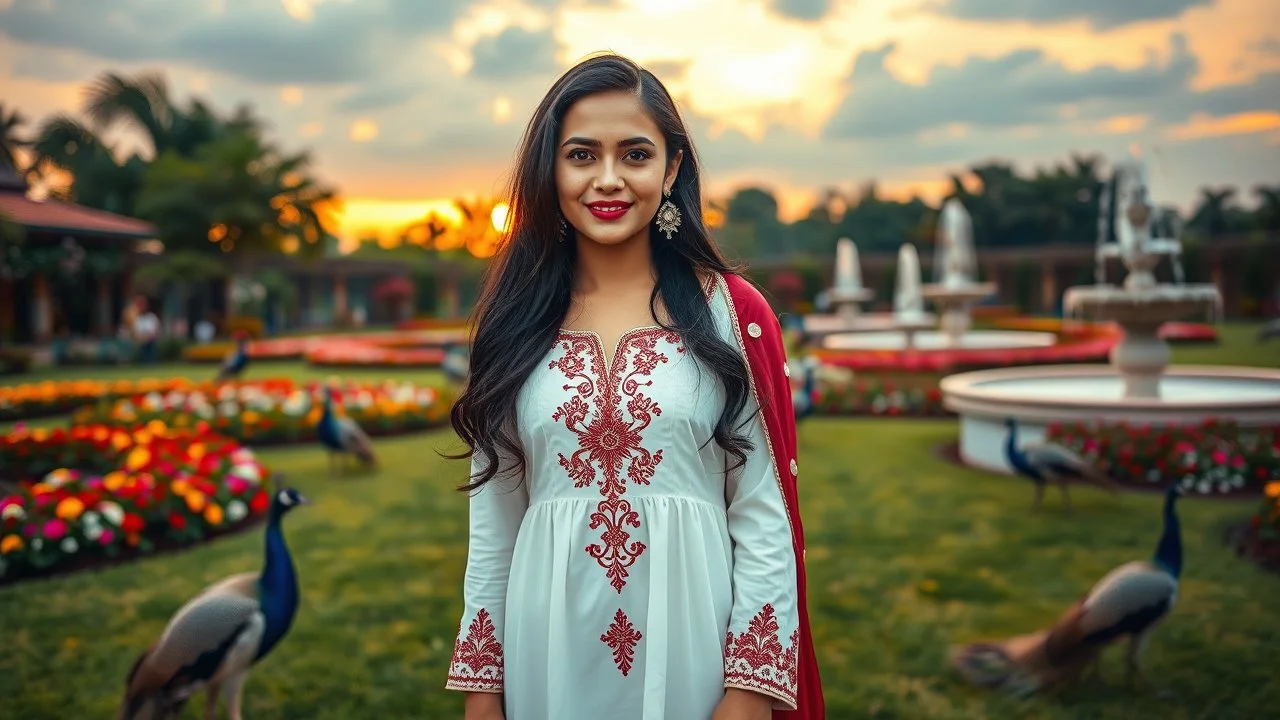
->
<box><xmin>625</xmin><ymin>149</ymin><xmax>651</xmax><ymax>162</ymax></box>
<box><xmin>567</xmin><ymin>149</ymin><xmax>592</xmax><ymax>161</ymax></box>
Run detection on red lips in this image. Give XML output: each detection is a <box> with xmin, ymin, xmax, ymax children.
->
<box><xmin>586</xmin><ymin>201</ymin><xmax>632</xmax><ymax>221</ymax></box>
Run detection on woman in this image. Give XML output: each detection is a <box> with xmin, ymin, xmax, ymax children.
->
<box><xmin>445</xmin><ymin>53</ymin><xmax>824</xmax><ymax>720</ymax></box>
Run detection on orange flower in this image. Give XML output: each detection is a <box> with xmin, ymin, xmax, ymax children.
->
<box><xmin>126</xmin><ymin>447</ymin><xmax>151</xmax><ymax>472</ymax></box>
<box><xmin>0</xmin><ymin>535</ymin><xmax>22</xmax><ymax>554</ymax></box>
<box><xmin>28</xmin><ymin>482</ymin><xmax>53</xmax><ymax>495</ymax></box>
<box><xmin>55</xmin><ymin>497</ymin><xmax>85</xmax><ymax>521</ymax></box>
<box><xmin>1266</xmin><ymin>482</ymin><xmax>1280</xmax><ymax>498</ymax></box>
<box><xmin>189</xmin><ymin>444</ymin><xmax>206</xmax><ymax>461</ymax></box>
<box><xmin>103</xmin><ymin>471</ymin><xmax>127</xmax><ymax>492</ymax></box>
<box><xmin>184</xmin><ymin>491</ymin><xmax>207</xmax><ymax>514</ymax></box>
<box><xmin>111</xmin><ymin>432</ymin><xmax>133</xmax><ymax>451</ymax></box>
<box><xmin>204</xmin><ymin>504</ymin><xmax>224</xmax><ymax>526</ymax></box>
<box><xmin>170</xmin><ymin>479</ymin><xmax>191</xmax><ymax>497</ymax></box>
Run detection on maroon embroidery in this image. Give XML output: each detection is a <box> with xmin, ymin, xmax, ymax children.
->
<box><xmin>724</xmin><ymin>604</ymin><xmax>799</xmax><ymax>702</ymax></box>
<box><xmin>601</xmin><ymin>608</ymin><xmax>643</xmax><ymax>676</ymax></box>
<box><xmin>550</xmin><ymin>328</ymin><xmax>681</xmax><ymax>592</ymax></box>
<box><xmin>446</xmin><ymin>608</ymin><xmax>504</xmax><ymax>690</ymax></box>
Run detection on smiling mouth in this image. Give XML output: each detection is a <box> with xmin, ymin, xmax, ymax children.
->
<box><xmin>586</xmin><ymin>202</ymin><xmax>632</xmax><ymax>221</ymax></box>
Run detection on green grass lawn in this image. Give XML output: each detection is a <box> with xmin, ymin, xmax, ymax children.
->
<box><xmin>3</xmin><ymin>330</ymin><xmax>1279</xmax><ymax>719</ymax></box>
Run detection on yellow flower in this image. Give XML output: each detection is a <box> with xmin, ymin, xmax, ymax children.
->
<box><xmin>170</xmin><ymin>479</ymin><xmax>191</xmax><ymax>497</ymax></box>
<box><xmin>242</xmin><ymin>410</ymin><xmax>260</xmax><ymax>424</ymax></box>
<box><xmin>31</xmin><ymin>427</ymin><xmax>49</xmax><ymax>442</ymax></box>
<box><xmin>103</xmin><ymin>471</ymin><xmax>127</xmax><ymax>492</ymax></box>
<box><xmin>55</xmin><ymin>497</ymin><xmax>85</xmax><ymax>521</ymax></box>
<box><xmin>29</xmin><ymin>482</ymin><xmax>53</xmax><ymax>495</ymax></box>
<box><xmin>0</xmin><ymin>535</ymin><xmax>23</xmax><ymax>554</ymax></box>
<box><xmin>111</xmin><ymin>432</ymin><xmax>133</xmax><ymax>451</ymax></box>
<box><xmin>184</xmin><ymin>491</ymin><xmax>207</xmax><ymax>514</ymax></box>
<box><xmin>188</xmin><ymin>444</ymin><xmax>206</xmax><ymax>461</ymax></box>
<box><xmin>125</xmin><ymin>447</ymin><xmax>151</xmax><ymax>472</ymax></box>
<box><xmin>204</xmin><ymin>504</ymin><xmax>224</xmax><ymax>526</ymax></box>
<box><xmin>132</xmin><ymin>430</ymin><xmax>153</xmax><ymax>446</ymax></box>
<box><xmin>145</xmin><ymin>419</ymin><xmax>167</xmax><ymax>435</ymax></box>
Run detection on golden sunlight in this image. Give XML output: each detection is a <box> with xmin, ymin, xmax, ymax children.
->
<box><xmin>1167</xmin><ymin>111</ymin><xmax>1280</xmax><ymax>140</ymax></box>
<box><xmin>333</xmin><ymin>198</ymin><xmax>465</xmax><ymax>250</ymax></box>
<box><xmin>490</xmin><ymin>202</ymin><xmax>512</xmax><ymax>234</ymax></box>
<box><xmin>348</xmin><ymin>120</ymin><xmax>379</xmax><ymax>143</ymax></box>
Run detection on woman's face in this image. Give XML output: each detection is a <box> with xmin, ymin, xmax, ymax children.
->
<box><xmin>556</xmin><ymin>90</ymin><xmax>683</xmax><ymax>248</ymax></box>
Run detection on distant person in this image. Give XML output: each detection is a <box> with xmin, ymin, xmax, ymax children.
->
<box><xmin>443</xmin><ymin>54</ymin><xmax>823</xmax><ymax>720</ymax></box>
<box><xmin>132</xmin><ymin>297</ymin><xmax>159</xmax><ymax>363</ymax></box>
<box><xmin>195</xmin><ymin>318</ymin><xmax>216</xmax><ymax>344</ymax></box>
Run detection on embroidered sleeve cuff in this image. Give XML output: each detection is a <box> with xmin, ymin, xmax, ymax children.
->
<box><xmin>445</xmin><ymin>608</ymin><xmax>504</xmax><ymax>693</ymax></box>
<box><xmin>723</xmin><ymin>604</ymin><xmax>800</xmax><ymax>711</ymax></box>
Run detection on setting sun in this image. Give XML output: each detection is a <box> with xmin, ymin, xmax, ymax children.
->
<box><xmin>490</xmin><ymin>202</ymin><xmax>511</xmax><ymax>234</ymax></box>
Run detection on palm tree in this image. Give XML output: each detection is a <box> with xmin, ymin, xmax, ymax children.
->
<box><xmin>26</xmin><ymin>113</ymin><xmax>143</xmax><ymax>212</ymax></box>
<box><xmin>0</xmin><ymin>103</ymin><xmax>28</xmax><ymax>172</ymax></box>
<box><xmin>1190</xmin><ymin>187</ymin><xmax>1237</xmax><ymax>240</ymax></box>
<box><xmin>82</xmin><ymin>71</ymin><xmax>220</xmax><ymax>159</ymax></box>
<box><xmin>1252</xmin><ymin>185</ymin><xmax>1280</xmax><ymax>232</ymax></box>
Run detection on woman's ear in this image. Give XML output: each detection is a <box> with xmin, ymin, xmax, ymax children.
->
<box><xmin>665</xmin><ymin>148</ymin><xmax>684</xmax><ymax>192</ymax></box>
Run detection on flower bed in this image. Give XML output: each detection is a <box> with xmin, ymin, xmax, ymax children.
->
<box><xmin>182</xmin><ymin>330</ymin><xmax>468</xmax><ymax>368</ymax></box>
<box><xmin>0</xmin><ymin>378</ymin><xmax>198</xmax><ymax>422</ymax></box>
<box><xmin>1235</xmin><ymin>484</ymin><xmax>1280</xmax><ymax>573</ymax></box>
<box><xmin>1044</xmin><ymin>420</ymin><xmax>1280</xmax><ymax>495</ymax></box>
<box><xmin>0</xmin><ymin>422</ymin><xmax>271</xmax><ymax>584</ymax></box>
<box><xmin>810</xmin><ymin>373</ymin><xmax>948</xmax><ymax>417</ymax></box>
<box><xmin>993</xmin><ymin>317</ymin><xmax>1218</xmax><ymax>344</ymax></box>
<box><xmin>69</xmin><ymin>379</ymin><xmax>452</xmax><ymax>445</ymax></box>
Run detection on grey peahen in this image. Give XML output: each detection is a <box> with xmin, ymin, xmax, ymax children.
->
<box><xmin>1004</xmin><ymin>417</ymin><xmax>1119</xmax><ymax>511</ymax></box>
<box><xmin>950</xmin><ymin>483</ymin><xmax>1184</xmax><ymax>697</ymax></box>
<box><xmin>116</xmin><ymin>478</ymin><xmax>309</xmax><ymax>720</ymax></box>
<box><xmin>316</xmin><ymin>385</ymin><xmax>377</xmax><ymax>475</ymax></box>
<box><xmin>215</xmin><ymin>333</ymin><xmax>250</xmax><ymax>383</ymax></box>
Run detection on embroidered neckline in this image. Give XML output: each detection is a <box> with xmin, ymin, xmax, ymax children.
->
<box><xmin>557</xmin><ymin>273</ymin><xmax>717</xmax><ymax>367</ymax></box>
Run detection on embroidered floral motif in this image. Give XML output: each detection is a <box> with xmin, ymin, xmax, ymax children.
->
<box><xmin>601</xmin><ymin>608</ymin><xmax>643</xmax><ymax>676</ymax></box>
<box><xmin>550</xmin><ymin>328</ymin><xmax>681</xmax><ymax>592</ymax></box>
<box><xmin>446</xmin><ymin>608</ymin><xmax>504</xmax><ymax>690</ymax></box>
<box><xmin>724</xmin><ymin>604</ymin><xmax>799</xmax><ymax>703</ymax></box>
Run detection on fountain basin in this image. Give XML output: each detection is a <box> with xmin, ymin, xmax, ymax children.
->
<box><xmin>1063</xmin><ymin>284</ymin><xmax>1221</xmax><ymax>323</ymax></box>
<box><xmin>921</xmin><ymin>282</ymin><xmax>998</xmax><ymax>304</ymax></box>
<box><xmin>941</xmin><ymin>364</ymin><xmax>1280</xmax><ymax>474</ymax></box>
<box><xmin>822</xmin><ymin>329</ymin><xmax>1057</xmax><ymax>351</ymax></box>
<box><xmin>802</xmin><ymin>313</ymin><xmax>936</xmax><ymax>337</ymax></box>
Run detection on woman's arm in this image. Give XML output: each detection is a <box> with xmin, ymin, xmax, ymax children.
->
<box><xmin>445</xmin><ymin>448</ymin><xmax>528</xmax><ymax>699</ymax></box>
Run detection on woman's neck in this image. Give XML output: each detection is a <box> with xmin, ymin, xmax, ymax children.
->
<box><xmin>572</xmin><ymin>232</ymin><xmax>655</xmax><ymax>296</ymax></box>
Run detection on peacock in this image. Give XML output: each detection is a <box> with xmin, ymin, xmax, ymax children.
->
<box><xmin>117</xmin><ymin>478</ymin><xmax>309</xmax><ymax>720</ymax></box>
<box><xmin>791</xmin><ymin>355</ymin><xmax>819</xmax><ymax>422</ymax></box>
<box><xmin>215</xmin><ymin>332</ymin><xmax>250</xmax><ymax>383</ymax></box>
<box><xmin>441</xmin><ymin>343</ymin><xmax>470</xmax><ymax>386</ymax></box>
<box><xmin>317</xmin><ymin>385</ymin><xmax>378</xmax><ymax>475</ymax></box>
<box><xmin>1258</xmin><ymin>317</ymin><xmax>1280</xmax><ymax>343</ymax></box>
<box><xmin>950</xmin><ymin>482</ymin><xmax>1184</xmax><ymax>697</ymax></box>
<box><xmin>1004</xmin><ymin>417</ymin><xmax>1118</xmax><ymax>511</ymax></box>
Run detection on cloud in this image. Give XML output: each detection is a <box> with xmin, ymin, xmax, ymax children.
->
<box><xmin>824</xmin><ymin>33</ymin><xmax>1200</xmax><ymax>140</ymax></box>
<box><xmin>333</xmin><ymin>85</ymin><xmax>418</xmax><ymax>114</ymax></box>
<box><xmin>770</xmin><ymin>0</ymin><xmax>833</xmax><ymax>21</ymax></box>
<box><xmin>930</xmin><ymin>0</ymin><xmax>1213</xmax><ymax>31</ymax></box>
<box><xmin>0</xmin><ymin>0</ymin><xmax>470</xmax><ymax>85</ymax></box>
<box><xmin>468</xmin><ymin>26</ymin><xmax>560</xmax><ymax>80</ymax></box>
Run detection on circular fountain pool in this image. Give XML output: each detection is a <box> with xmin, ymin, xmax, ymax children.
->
<box><xmin>822</xmin><ymin>329</ymin><xmax>1057</xmax><ymax>351</ymax></box>
<box><xmin>941</xmin><ymin>364</ymin><xmax>1280</xmax><ymax>473</ymax></box>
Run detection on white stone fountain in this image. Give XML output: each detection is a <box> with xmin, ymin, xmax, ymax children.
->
<box><xmin>921</xmin><ymin>198</ymin><xmax>998</xmax><ymax>347</ymax></box>
<box><xmin>941</xmin><ymin>155</ymin><xmax>1280</xmax><ymax>474</ymax></box>
<box><xmin>828</xmin><ymin>237</ymin><xmax>875</xmax><ymax>323</ymax></box>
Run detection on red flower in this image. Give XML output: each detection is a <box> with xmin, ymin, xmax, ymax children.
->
<box><xmin>122</xmin><ymin>513</ymin><xmax>145</xmax><ymax>533</ymax></box>
<box><xmin>168</xmin><ymin>511</ymin><xmax>187</xmax><ymax>530</ymax></box>
<box><xmin>249</xmin><ymin>490</ymin><xmax>269</xmax><ymax>514</ymax></box>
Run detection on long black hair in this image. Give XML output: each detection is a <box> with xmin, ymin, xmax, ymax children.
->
<box><xmin>449</xmin><ymin>53</ymin><xmax>754</xmax><ymax>492</ymax></box>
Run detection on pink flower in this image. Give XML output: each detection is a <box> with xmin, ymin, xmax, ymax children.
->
<box><xmin>98</xmin><ymin>528</ymin><xmax>115</xmax><ymax>546</ymax></box>
<box><xmin>1231</xmin><ymin>455</ymin><xmax>1246</xmax><ymax>469</ymax></box>
<box><xmin>226</xmin><ymin>476</ymin><xmax>250</xmax><ymax>495</ymax></box>
<box><xmin>43</xmin><ymin>519</ymin><xmax>67</xmax><ymax>540</ymax></box>
<box><xmin>1211</xmin><ymin>449</ymin><xmax>1227</xmax><ymax>465</ymax></box>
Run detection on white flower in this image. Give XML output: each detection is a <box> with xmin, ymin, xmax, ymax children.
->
<box><xmin>142</xmin><ymin>391</ymin><xmax>164</xmax><ymax>411</ymax></box>
<box><xmin>1147</xmin><ymin>469</ymin><xmax>1162</xmax><ymax>483</ymax></box>
<box><xmin>84</xmin><ymin>524</ymin><xmax>103</xmax><ymax>541</ymax></box>
<box><xmin>81</xmin><ymin>511</ymin><xmax>101</xmax><ymax>527</ymax></box>
<box><xmin>226</xmin><ymin>500</ymin><xmax>248</xmax><ymax>522</ymax></box>
<box><xmin>871</xmin><ymin>396</ymin><xmax>888</xmax><ymax>414</ymax></box>
<box><xmin>1196</xmin><ymin>480</ymin><xmax>1210</xmax><ymax>494</ymax></box>
<box><xmin>1231</xmin><ymin>474</ymin><xmax>1244</xmax><ymax>487</ymax></box>
<box><xmin>219</xmin><ymin>400</ymin><xmax>240</xmax><ymax>417</ymax></box>
<box><xmin>230</xmin><ymin>463</ymin><xmax>261</xmax><ymax>484</ymax></box>
<box><xmin>60</xmin><ymin>537</ymin><xmax>79</xmax><ymax>554</ymax></box>
<box><xmin>98</xmin><ymin>501</ymin><xmax>124</xmax><ymax>527</ymax></box>
<box><xmin>31</xmin><ymin>538</ymin><xmax>44</xmax><ymax>551</ymax></box>
<box><xmin>2</xmin><ymin>504</ymin><xmax>26</xmax><ymax>521</ymax></box>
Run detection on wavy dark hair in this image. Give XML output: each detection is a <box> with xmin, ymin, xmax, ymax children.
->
<box><xmin>449</xmin><ymin>53</ymin><xmax>754</xmax><ymax>492</ymax></box>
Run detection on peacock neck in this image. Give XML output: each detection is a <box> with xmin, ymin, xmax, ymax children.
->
<box><xmin>256</xmin><ymin>513</ymin><xmax>299</xmax><ymax>659</ymax></box>
<box><xmin>1153</xmin><ymin>493</ymin><xmax>1182</xmax><ymax>578</ymax></box>
<box><xmin>1004</xmin><ymin>424</ymin><xmax>1020</xmax><ymax>462</ymax></box>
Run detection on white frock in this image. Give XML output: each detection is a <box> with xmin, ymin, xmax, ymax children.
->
<box><xmin>446</xmin><ymin>279</ymin><xmax>800</xmax><ymax>720</ymax></box>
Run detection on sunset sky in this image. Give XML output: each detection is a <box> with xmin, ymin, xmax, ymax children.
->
<box><xmin>1</xmin><ymin>0</ymin><xmax>1277</xmax><ymax>247</ymax></box>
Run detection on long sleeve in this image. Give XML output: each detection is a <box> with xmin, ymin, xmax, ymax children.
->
<box><xmin>445</xmin><ymin>447</ymin><xmax>528</xmax><ymax>693</ymax></box>
<box><xmin>721</xmin><ymin>403</ymin><xmax>801</xmax><ymax>710</ymax></box>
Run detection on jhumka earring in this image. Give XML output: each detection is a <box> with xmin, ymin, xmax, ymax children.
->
<box><xmin>559</xmin><ymin>216</ymin><xmax>569</xmax><ymax>242</ymax></box>
<box><xmin>655</xmin><ymin>187</ymin><xmax>681</xmax><ymax>239</ymax></box>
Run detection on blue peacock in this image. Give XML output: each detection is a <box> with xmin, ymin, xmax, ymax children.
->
<box><xmin>1004</xmin><ymin>417</ymin><xmax>1118</xmax><ymax>511</ymax></box>
<box><xmin>117</xmin><ymin>478</ymin><xmax>309</xmax><ymax>719</ymax></box>
<box><xmin>791</xmin><ymin>355</ymin><xmax>819</xmax><ymax>422</ymax></box>
<box><xmin>316</xmin><ymin>385</ymin><xmax>378</xmax><ymax>475</ymax></box>
<box><xmin>215</xmin><ymin>332</ymin><xmax>250</xmax><ymax>383</ymax></box>
<box><xmin>950</xmin><ymin>482</ymin><xmax>1184</xmax><ymax>696</ymax></box>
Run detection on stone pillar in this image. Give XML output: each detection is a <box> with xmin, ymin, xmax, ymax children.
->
<box><xmin>94</xmin><ymin>275</ymin><xmax>112</xmax><ymax>336</ymax></box>
<box><xmin>1040</xmin><ymin>262</ymin><xmax>1057</xmax><ymax>315</ymax></box>
<box><xmin>32</xmin><ymin>274</ymin><xmax>52</xmax><ymax>343</ymax></box>
<box><xmin>333</xmin><ymin>273</ymin><xmax>348</xmax><ymax>322</ymax></box>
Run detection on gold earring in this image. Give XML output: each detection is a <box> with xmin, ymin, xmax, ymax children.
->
<box><xmin>655</xmin><ymin>187</ymin><xmax>681</xmax><ymax>239</ymax></box>
<box><xmin>559</xmin><ymin>216</ymin><xmax>569</xmax><ymax>242</ymax></box>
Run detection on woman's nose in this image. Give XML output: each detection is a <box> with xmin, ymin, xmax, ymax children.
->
<box><xmin>593</xmin><ymin>160</ymin><xmax>624</xmax><ymax>192</ymax></box>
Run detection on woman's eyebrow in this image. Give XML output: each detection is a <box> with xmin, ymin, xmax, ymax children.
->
<box><xmin>560</xmin><ymin>136</ymin><xmax>657</xmax><ymax>148</ymax></box>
